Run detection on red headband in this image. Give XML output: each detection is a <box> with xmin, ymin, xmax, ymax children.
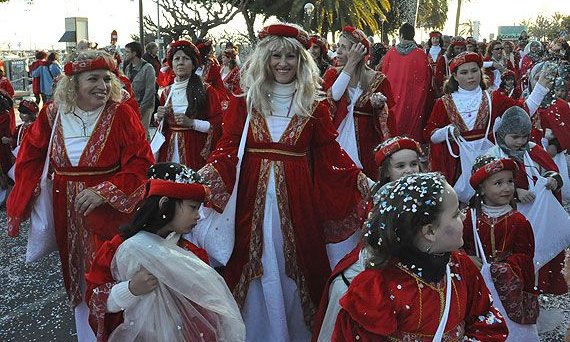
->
<box><xmin>195</xmin><ymin>40</ymin><xmax>212</xmax><ymax>51</ymax></box>
<box><xmin>63</xmin><ymin>56</ymin><xmax>117</xmax><ymax>76</ymax></box>
<box><xmin>342</xmin><ymin>26</ymin><xmax>370</xmax><ymax>51</ymax></box>
<box><xmin>374</xmin><ymin>137</ymin><xmax>422</xmax><ymax>166</ymax></box>
<box><xmin>258</xmin><ymin>24</ymin><xmax>311</xmax><ymax>49</ymax></box>
<box><xmin>469</xmin><ymin>158</ymin><xmax>518</xmax><ymax>189</ymax></box>
<box><xmin>168</xmin><ymin>40</ymin><xmax>202</xmax><ymax>67</ymax></box>
<box><xmin>309</xmin><ymin>35</ymin><xmax>328</xmax><ymax>55</ymax></box>
<box><xmin>450</xmin><ymin>40</ymin><xmax>467</xmax><ymax>48</ymax></box>
<box><xmin>146</xmin><ymin>179</ymin><xmax>209</xmax><ymax>202</ymax></box>
<box><xmin>18</xmin><ymin>99</ymin><xmax>39</xmax><ymax>115</ymax></box>
<box><xmin>429</xmin><ymin>31</ymin><xmax>442</xmax><ymax>38</ymax></box>
<box><xmin>449</xmin><ymin>51</ymin><xmax>482</xmax><ymax>73</ymax></box>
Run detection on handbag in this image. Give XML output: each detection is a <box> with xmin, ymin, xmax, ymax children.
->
<box><xmin>149</xmin><ymin>89</ymin><xmax>173</xmax><ymax>161</ymax></box>
<box><xmin>26</xmin><ymin>112</ymin><xmax>59</xmax><ymax>263</ymax></box>
<box><xmin>150</xmin><ymin>119</ymin><xmax>165</xmax><ymax>161</ymax></box>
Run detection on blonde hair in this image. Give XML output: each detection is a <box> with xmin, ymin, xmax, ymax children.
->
<box><xmin>340</xmin><ymin>32</ymin><xmax>371</xmax><ymax>91</ymax></box>
<box><xmin>53</xmin><ymin>50</ymin><xmax>122</xmax><ymax>112</ymax></box>
<box><xmin>240</xmin><ymin>33</ymin><xmax>323</xmax><ymax>117</ymax></box>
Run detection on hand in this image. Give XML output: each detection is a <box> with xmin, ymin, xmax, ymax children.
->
<box><xmin>448</xmin><ymin>125</ymin><xmax>460</xmax><ymax>139</ymax></box>
<box><xmin>343</xmin><ymin>43</ymin><xmax>367</xmax><ymax>74</ymax></box>
<box><xmin>156</xmin><ymin>106</ymin><xmax>166</xmax><ymax>120</ymax></box>
<box><xmin>516</xmin><ymin>188</ymin><xmax>536</xmax><ymax>203</ymax></box>
<box><xmin>128</xmin><ymin>267</ymin><xmax>158</xmax><ymax>296</ymax></box>
<box><xmin>174</xmin><ymin>115</ymin><xmax>194</xmax><ymax>128</ymax></box>
<box><xmin>1</xmin><ymin>137</ymin><xmax>12</xmax><ymax>145</ymax></box>
<box><xmin>545</xmin><ymin>176</ymin><xmax>558</xmax><ymax>191</ymax></box>
<box><xmin>74</xmin><ymin>188</ymin><xmax>105</xmax><ymax>216</ymax></box>
<box><xmin>370</xmin><ymin>92</ymin><xmax>387</xmax><ymax>109</ymax></box>
<box><xmin>537</xmin><ymin>63</ymin><xmax>556</xmax><ymax>89</ymax></box>
<box><xmin>546</xmin><ymin>144</ymin><xmax>558</xmax><ymax>158</ymax></box>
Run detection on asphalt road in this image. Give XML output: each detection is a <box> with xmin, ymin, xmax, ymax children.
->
<box><xmin>0</xmin><ymin>212</ymin><xmax>75</xmax><ymax>341</ymax></box>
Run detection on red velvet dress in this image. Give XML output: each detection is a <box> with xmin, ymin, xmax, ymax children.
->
<box><xmin>0</xmin><ymin>108</ymin><xmax>14</xmax><ymax>184</ymax></box>
<box><xmin>322</xmin><ymin>67</ymin><xmax>396</xmax><ymax>179</ymax></box>
<box><xmin>157</xmin><ymin>84</ymin><xmax>222</xmax><ymax>170</ymax></box>
<box><xmin>6</xmin><ymin>101</ymin><xmax>153</xmax><ymax>307</ymax></box>
<box><xmin>333</xmin><ymin>251</ymin><xmax>508</xmax><ymax>341</ymax></box>
<box><xmin>222</xmin><ymin>66</ymin><xmax>241</xmax><ymax>97</ymax></box>
<box><xmin>531</xmin><ymin>98</ymin><xmax>570</xmax><ymax>150</ymax></box>
<box><xmin>199</xmin><ymin>96</ymin><xmax>367</xmax><ymax>327</ymax></box>
<box><xmin>512</xmin><ymin>144</ymin><xmax>568</xmax><ymax>295</ymax></box>
<box><xmin>427</xmin><ymin>48</ymin><xmax>447</xmax><ymax>98</ymax></box>
<box><xmin>200</xmin><ymin>58</ymin><xmax>225</xmax><ymax>98</ymax></box>
<box><xmin>382</xmin><ymin>47</ymin><xmax>433</xmax><ymax>142</ymax></box>
<box><xmin>0</xmin><ymin>76</ymin><xmax>16</xmax><ymax>136</ymax></box>
<box><xmin>424</xmin><ymin>90</ymin><xmax>528</xmax><ymax>184</ymax></box>
<box><xmin>85</xmin><ymin>234</ymin><xmax>209</xmax><ymax>342</ymax></box>
<box><xmin>463</xmin><ymin>209</ymin><xmax>538</xmax><ymax>323</ymax></box>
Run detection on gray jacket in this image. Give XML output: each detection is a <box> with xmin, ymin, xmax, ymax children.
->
<box><xmin>126</xmin><ymin>59</ymin><xmax>156</xmax><ymax>113</ymax></box>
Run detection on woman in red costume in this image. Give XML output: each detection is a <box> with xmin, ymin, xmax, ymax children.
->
<box><xmin>426</xmin><ymin>31</ymin><xmax>447</xmax><ymax>98</ymax></box>
<box><xmin>308</xmin><ymin>34</ymin><xmax>331</xmax><ymax>76</ymax></box>
<box><xmin>322</xmin><ymin>26</ymin><xmax>395</xmax><ymax>180</ymax></box>
<box><xmin>155</xmin><ymin>40</ymin><xmax>222</xmax><ymax>170</ymax></box>
<box><xmin>195</xmin><ymin>23</ymin><xmax>368</xmax><ymax>341</ymax></box>
<box><xmin>333</xmin><ymin>172</ymin><xmax>508</xmax><ymax>341</ymax></box>
<box><xmin>220</xmin><ymin>48</ymin><xmax>241</xmax><ymax>97</ymax></box>
<box><xmin>195</xmin><ymin>38</ymin><xmax>225</xmax><ymax>97</ymax></box>
<box><xmin>484</xmin><ymin>40</ymin><xmax>518</xmax><ymax>91</ymax></box>
<box><xmin>6</xmin><ymin>50</ymin><xmax>153</xmax><ymax>341</ymax></box>
<box><xmin>424</xmin><ymin>51</ymin><xmax>552</xmax><ymax>191</ymax></box>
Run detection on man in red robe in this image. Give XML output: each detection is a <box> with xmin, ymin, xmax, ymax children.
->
<box><xmin>382</xmin><ymin>23</ymin><xmax>433</xmax><ymax>142</ymax></box>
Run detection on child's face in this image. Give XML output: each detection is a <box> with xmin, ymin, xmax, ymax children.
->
<box><xmin>504</xmin><ymin>78</ymin><xmax>515</xmax><ymax>88</ymax></box>
<box><xmin>19</xmin><ymin>112</ymin><xmax>34</xmax><ymax>123</ymax></box>
<box><xmin>480</xmin><ymin>170</ymin><xmax>515</xmax><ymax>207</ymax></box>
<box><xmin>503</xmin><ymin>133</ymin><xmax>529</xmax><ymax>151</ymax></box>
<box><xmin>169</xmin><ymin>199</ymin><xmax>201</xmax><ymax>234</ymax></box>
<box><xmin>555</xmin><ymin>87</ymin><xmax>567</xmax><ymax>100</ymax></box>
<box><xmin>386</xmin><ymin>149</ymin><xmax>420</xmax><ymax>182</ymax></box>
<box><xmin>429</xmin><ymin>184</ymin><xmax>465</xmax><ymax>253</ymax></box>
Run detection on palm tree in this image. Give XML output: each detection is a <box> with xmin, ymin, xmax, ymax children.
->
<box><xmin>459</xmin><ymin>20</ymin><xmax>474</xmax><ymax>37</ymax></box>
<box><xmin>454</xmin><ymin>0</ymin><xmax>470</xmax><ymax>36</ymax></box>
<box><xmin>309</xmin><ymin>0</ymin><xmax>391</xmax><ymax>36</ymax></box>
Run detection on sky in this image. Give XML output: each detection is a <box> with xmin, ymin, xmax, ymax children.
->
<box><xmin>0</xmin><ymin>0</ymin><xmax>568</xmax><ymax>51</ymax></box>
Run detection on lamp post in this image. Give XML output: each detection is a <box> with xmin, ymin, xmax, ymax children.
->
<box><xmin>303</xmin><ymin>2</ymin><xmax>314</xmax><ymax>32</ymax></box>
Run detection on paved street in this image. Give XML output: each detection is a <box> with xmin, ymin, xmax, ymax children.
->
<box><xmin>0</xmin><ymin>212</ymin><xmax>74</xmax><ymax>341</ymax></box>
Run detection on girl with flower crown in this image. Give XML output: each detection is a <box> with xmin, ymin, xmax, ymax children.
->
<box><xmin>85</xmin><ymin>163</ymin><xmax>245</xmax><ymax>341</ymax></box>
<box><xmin>463</xmin><ymin>155</ymin><xmax>539</xmax><ymax>341</ymax></box>
<box><xmin>333</xmin><ymin>173</ymin><xmax>508</xmax><ymax>341</ymax></box>
<box><xmin>312</xmin><ymin>136</ymin><xmax>424</xmax><ymax>342</ymax></box>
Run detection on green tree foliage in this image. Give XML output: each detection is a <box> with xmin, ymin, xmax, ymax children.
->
<box><xmin>521</xmin><ymin>13</ymin><xmax>570</xmax><ymax>41</ymax></box>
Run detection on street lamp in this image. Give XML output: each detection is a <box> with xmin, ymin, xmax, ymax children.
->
<box><xmin>304</xmin><ymin>2</ymin><xmax>314</xmax><ymax>32</ymax></box>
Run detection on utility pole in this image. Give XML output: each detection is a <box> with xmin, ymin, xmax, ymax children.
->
<box><xmin>139</xmin><ymin>0</ymin><xmax>145</xmax><ymax>46</ymax></box>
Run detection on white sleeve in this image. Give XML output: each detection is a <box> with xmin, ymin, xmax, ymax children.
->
<box><xmin>430</xmin><ymin>125</ymin><xmax>454</xmax><ymax>144</ymax></box>
<box><xmin>106</xmin><ymin>281</ymin><xmax>139</xmax><ymax>313</ymax></box>
<box><xmin>193</xmin><ymin>119</ymin><xmax>211</xmax><ymax>133</ymax></box>
<box><xmin>525</xmin><ymin>83</ymin><xmax>549</xmax><ymax>117</ymax></box>
<box><xmin>331</xmin><ymin>71</ymin><xmax>351</xmax><ymax>101</ymax></box>
<box><xmin>482</xmin><ymin>61</ymin><xmax>493</xmax><ymax>68</ymax></box>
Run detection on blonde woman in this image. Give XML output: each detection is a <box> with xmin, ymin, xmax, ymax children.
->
<box><xmin>7</xmin><ymin>50</ymin><xmax>153</xmax><ymax>340</ymax></box>
<box><xmin>196</xmin><ymin>23</ymin><xmax>368</xmax><ymax>341</ymax></box>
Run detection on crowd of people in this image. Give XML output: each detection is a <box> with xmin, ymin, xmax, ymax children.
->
<box><xmin>0</xmin><ymin>19</ymin><xmax>570</xmax><ymax>342</ymax></box>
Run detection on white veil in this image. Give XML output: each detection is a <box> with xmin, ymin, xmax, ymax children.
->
<box><xmin>109</xmin><ymin>231</ymin><xmax>245</xmax><ymax>342</ymax></box>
